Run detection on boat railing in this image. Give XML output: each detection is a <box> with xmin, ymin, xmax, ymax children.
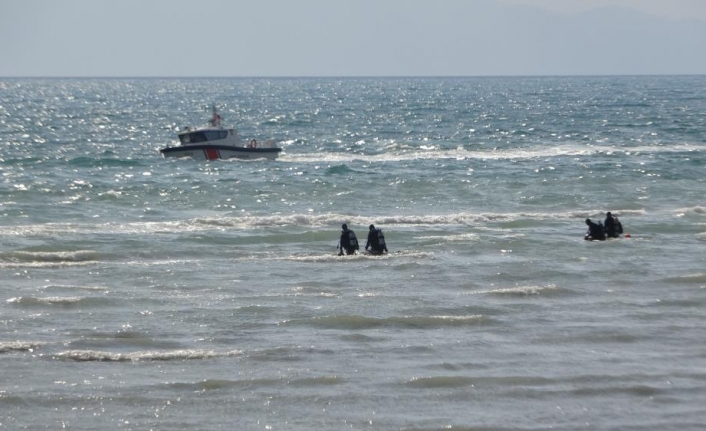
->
<box><xmin>245</xmin><ymin>139</ymin><xmax>278</xmax><ymax>149</ymax></box>
<box><xmin>257</xmin><ymin>139</ymin><xmax>278</xmax><ymax>148</ymax></box>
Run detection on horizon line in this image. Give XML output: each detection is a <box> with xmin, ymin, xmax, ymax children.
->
<box><xmin>1</xmin><ymin>73</ymin><xmax>705</xmax><ymax>79</ymax></box>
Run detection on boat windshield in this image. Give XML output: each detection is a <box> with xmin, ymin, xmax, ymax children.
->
<box><xmin>180</xmin><ymin>130</ymin><xmax>228</xmax><ymax>144</ymax></box>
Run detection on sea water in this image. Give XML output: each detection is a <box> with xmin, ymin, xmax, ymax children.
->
<box><xmin>1</xmin><ymin>76</ymin><xmax>705</xmax><ymax>430</ymax></box>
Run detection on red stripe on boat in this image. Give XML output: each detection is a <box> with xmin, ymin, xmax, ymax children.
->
<box><xmin>204</xmin><ymin>148</ymin><xmax>220</xmax><ymax>160</ymax></box>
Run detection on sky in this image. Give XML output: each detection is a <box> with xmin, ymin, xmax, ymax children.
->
<box><xmin>1</xmin><ymin>0</ymin><xmax>705</xmax><ymax>77</ymax></box>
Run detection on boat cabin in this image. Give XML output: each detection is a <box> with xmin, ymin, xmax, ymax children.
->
<box><xmin>179</xmin><ymin>129</ymin><xmax>229</xmax><ymax>145</ymax></box>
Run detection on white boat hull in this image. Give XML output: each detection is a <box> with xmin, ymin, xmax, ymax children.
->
<box><xmin>160</xmin><ymin>144</ymin><xmax>281</xmax><ymax>160</ymax></box>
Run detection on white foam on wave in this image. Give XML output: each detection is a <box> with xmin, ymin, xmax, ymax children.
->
<box><xmin>41</xmin><ymin>284</ymin><xmax>109</xmax><ymax>292</ymax></box>
<box><xmin>120</xmin><ymin>258</ymin><xmax>203</xmax><ymax>267</ymax></box>
<box><xmin>288</xmin><ymin>286</ymin><xmax>338</xmax><ymax>298</ymax></box>
<box><xmin>4</xmin><ymin>250</ymin><xmax>98</xmax><ymax>262</ymax></box>
<box><xmin>416</xmin><ymin>233</ymin><xmax>479</xmax><ymax>242</ymax></box>
<box><xmin>0</xmin><ymin>260</ymin><xmax>96</xmax><ymax>269</ymax></box>
<box><xmin>55</xmin><ymin>349</ymin><xmax>243</xmax><ymax>362</ymax></box>
<box><xmin>6</xmin><ymin>296</ymin><xmax>86</xmax><ymax>305</ymax></box>
<box><xmin>0</xmin><ymin>340</ymin><xmax>44</xmax><ymax>353</ymax></box>
<box><xmin>279</xmin><ymin>143</ymin><xmax>706</xmax><ymax>164</ymax></box>
<box><xmin>279</xmin><ymin>250</ymin><xmax>434</xmax><ymax>262</ymax></box>
<box><xmin>468</xmin><ymin>284</ymin><xmax>557</xmax><ymax>296</ymax></box>
<box><xmin>0</xmin><ymin>250</ymin><xmax>99</xmax><ymax>269</ymax></box>
<box><xmin>0</xmin><ymin>208</ymin><xmax>662</xmax><ymax>239</ymax></box>
<box><xmin>673</xmin><ymin>206</ymin><xmax>706</xmax><ymax>216</ymax></box>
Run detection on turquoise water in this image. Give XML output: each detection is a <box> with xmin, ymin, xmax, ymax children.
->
<box><xmin>1</xmin><ymin>77</ymin><xmax>705</xmax><ymax>430</ymax></box>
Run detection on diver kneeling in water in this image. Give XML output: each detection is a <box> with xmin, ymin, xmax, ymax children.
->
<box><xmin>584</xmin><ymin>218</ymin><xmax>606</xmax><ymax>241</ymax></box>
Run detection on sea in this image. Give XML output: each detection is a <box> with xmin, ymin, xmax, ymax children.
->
<box><xmin>1</xmin><ymin>76</ymin><xmax>705</xmax><ymax>430</ymax></box>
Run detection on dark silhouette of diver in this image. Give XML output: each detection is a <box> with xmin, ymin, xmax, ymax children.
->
<box><xmin>584</xmin><ymin>218</ymin><xmax>606</xmax><ymax>241</ymax></box>
<box><xmin>337</xmin><ymin>224</ymin><xmax>359</xmax><ymax>255</ymax></box>
<box><xmin>365</xmin><ymin>224</ymin><xmax>388</xmax><ymax>255</ymax></box>
<box><xmin>604</xmin><ymin>212</ymin><xmax>623</xmax><ymax>238</ymax></box>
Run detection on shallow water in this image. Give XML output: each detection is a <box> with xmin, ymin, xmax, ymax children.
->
<box><xmin>1</xmin><ymin>76</ymin><xmax>705</xmax><ymax>430</ymax></box>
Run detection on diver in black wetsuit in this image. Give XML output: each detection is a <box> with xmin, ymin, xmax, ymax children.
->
<box><xmin>365</xmin><ymin>224</ymin><xmax>388</xmax><ymax>255</ymax></box>
<box><xmin>584</xmin><ymin>218</ymin><xmax>606</xmax><ymax>241</ymax></box>
<box><xmin>338</xmin><ymin>224</ymin><xmax>359</xmax><ymax>255</ymax></box>
<box><xmin>604</xmin><ymin>212</ymin><xmax>619</xmax><ymax>238</ymax></box>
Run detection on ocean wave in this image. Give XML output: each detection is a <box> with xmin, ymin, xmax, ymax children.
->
<box><xmin>415</xmin><ymin>233</ymin><xmax>479</xmax><ymax>242</ymax></box>
<box><xmin>0</xmin><ymin>210</ymin><xmax>652</xmax><ymax>238</ymax></box>
<box><xmin>280</xmin><ymin>143</ymin><xmax>706</xmax><ymax>164</ymax></box>
<box><xmin>569</xmin><ymin>384</ymin><xmax>664</xmax><ymax>397</ymax></box>
<box><xmin>280</xmin><ymin>250</ymin><xmax>434</xmax><ymax>262</ymax></box>
<box><xmin>0</xmin><ymin>261</ymin><xmax>96</xmax><ymax>269</ymax></box>
<box><xmin>673</xmin><ymin>206</ymin><xmax>706</xmax><ymax>216</ymax></box>
<box><xmin>40</xmin><ymin>284</ymin><xmax>109</xmax><ymax>292</ymax></box>
<box><xmin>406</xmin><ymin>374</ymin><xmax>572</xmax><ymax>389</ymax></box>
<box><xmin>6</xmin><ymin>296</ymin><xmax>113</xmax><ymax>307</ymax></box>
<box><xmin>281</xmin><ymin>314</ymin><xmax>485</xmax><ymax>329</ymax></box>
<box><xmin>649</xmin><ymin>298</ymin><xmax>706</xmax><ymax>308</ymax></box>
<box><xmin>246</xmin><ymin>346</ymin><xmax>304</xmax><ymax>362</ymax></box>
<box><xmin>200</xmin><ymin>209</ymin><xmax>650</xmax><ymax>228</ymax></box>
<box><xmin>287</xmin><ymin>375</ymin><xmax>341</xmax><ymax>387</ymax></box>
<box><xmin>405</xmin><ymin>375</ymin><xmax>477</xmax><ymax>388</ymax></box>
<box><xmin>468</xmin><ymin>284</ymin><xmax>558</xmax><ymax>296</ymax></box>
<box><xmin>662</xmin><ymin>273</ymin><xmax>706</xmax><ymax>284</ymax></box>
<box><xmin>572</xmin><ymin>330</ymin><xmax>643</xmax><ymax>344</ymax></box>
<box><xmin>566</xmin><ymin>209</ymin><xmax>647</xmax><ymax>219</ymax></box>
<box><xmin>0</xmin><ymin>250</ymin><xmax>99</xmax><ymax>263</ymax></box>
<box><xmin>0</xmin><ymin>250</ymin><xmax>100</xmax><ymax>269</ymax></box>
<box><xmin>55</xmin><ymin>349</ymin><xmax>243</xmax><ymax>362</ymax></box>
<box><xmin>164</xmin><ymin>375</ymin><xmax>341</xmax><ymax>391</ymax></box>
<box><xmin>0</xmin><ymin>340</ymin><xmax>44</xmax><ymax>353</ymax></box>
<box><xmin>324</xmin><ymin>164</ymin><xmax>355</xmax><ymax>175</ymax></box>
<box><xmin>165</xmin><ymin>378</ymin><xmax>280</xmax><ymax>391</ymax></box>
<box><xmin>286</xmin><ymin>286</ymin><xmax>338</xmax><ymax>298</ymax></box>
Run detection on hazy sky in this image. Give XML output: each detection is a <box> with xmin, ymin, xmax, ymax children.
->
<box><xmin>503</xmin><ymin>0</ymin><xmax>706</xmax><ymax>21</ymax></box>
<box><xmin>1</xmin><ymin>0</ymin><xmax>705</xmax><ymax>77</ymax></box>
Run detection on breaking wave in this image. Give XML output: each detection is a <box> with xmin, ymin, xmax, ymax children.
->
<box><xmin>280</xmin><ymin>250</ymin><xmax>433</xmax><ymax>262</ymax></box>
<box><xmin>6</xmin><ymin>296</ymin><xmax>114</xmax><ymax>307</ymax></box>
<box><xmin>0</xmin><ymin>341</ymin><xmax>44</xmax><ymax>354</ymax></box>
<box><xmin>55</xmin><ymin>349</ymin><xmax>243</xmax><ymax>362</ymax></box>
<box><xmin>468</xmin><ymin>284</ymin><xmax>559</xmax><ymax>296</ymax></box>
<box><xmin>281</xmin><ymin>143</ymin><xmax>706</xmax><ymax>164</ymax></box>
<box><xmin>0</xmin><ymin>210</ymin><xmax>651</xmax><ymax>237</ymax></box>
<box><xmin>415</xmin><ymin>233</ymin><xmax>479</xmax><ymax>242</ymax></box>
<box><xmin>40</xmin><ymin>284</ymin><xmax>109</xmax><ymax>292</ymax></box>
<box><xmin>0</xmin><ymin>250</ymin><xmax>99</xmax><ymax>267</ymax></box>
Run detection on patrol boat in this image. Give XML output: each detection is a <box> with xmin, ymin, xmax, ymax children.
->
<box><xmin>160</xmin><ymin>105</ymin><xmax>281</xmax><ymax>161</ymax></box>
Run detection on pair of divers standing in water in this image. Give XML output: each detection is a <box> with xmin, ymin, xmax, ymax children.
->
<box><xmin>585</xmin><ymin>212</ymin><xmax>624</xmax><ymax>241</ymax></box>
<box><xmin>338</xmin><ymin>224</ymin><xmax>388</xmax><ymax>256</ymax></box>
